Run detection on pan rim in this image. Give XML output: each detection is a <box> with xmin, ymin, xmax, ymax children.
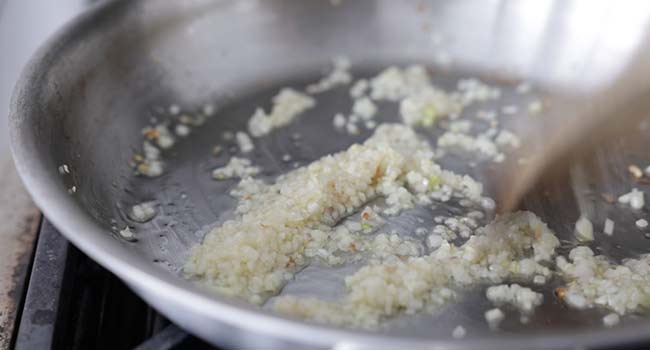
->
<box><xmin>8</xmin><ymin>0</ymin><xmax>650</xmax><ymax>348</ymax></box>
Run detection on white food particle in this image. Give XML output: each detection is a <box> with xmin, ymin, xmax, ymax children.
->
<box><xmin>349</xmin><ymin>79</ymin><xmax>369</xmax><ymax>98</ymax></box>
<box><xmin>629</xmin><ymin>164</ymin><xmax>643</xmax><ymax>179</ymax></box>
<box><xmin>406</xmin><ymin>171</ymin><xmax>429</xmax><ymax>194</ymax></box>
<box><xmin>138</xmin><ymin>160</ymin><xmax>164</xmax><ymax>177</ymax></box>
<box><xmin>175</xmin><ymin>124</ymin><xmax>191</xmax><ymax>137</ymax></box>
<box><xmin>602</xmin><ymin>313</ymin><xmax>620</xmax><ymax>328</ymax></box>
<box><xmin>632</xmin><ymin>195</ymin><xmax>646</xmax><ymax>210</ymax></box>
<box><xmin>247</xmin><ymin>108</ymin><xmax>272</xmax><ymax>137</ymax></box>
<box><xmin>437</xmin><ymin>226</ymin><xmax>457</xmax><ymax>241</ymax></box>
<box><xmin>168</xmin><ymin>104</ymin><xmax>181</xmax><ymax>115</ymax></box>
<box><xmin>564</xmin><ymin>290</ymin><xmax>588</xmax><ymax>309</ymax></box>
<box><xmin>67</xmin><ymin>186</ymin><xmax>77</xmax><ymax>194</ymax></box>
<box><xmin>485</xmin><ymin>308</ymin><xmax>505</xmax><ymax>330</ymax></box>
<box><xmin>236</xmin><ymin>131</ymin><xmax>254</xmax><ymax>153</ymax></box>
<box><xmin>495</xmin><ymin>130</ymin><xmax>521</xmax><ymax>148</ymax></box>
<box><xmin>556</xmin><ymin>246</ymin><xmax>650</xmax><ymax>315</ymax></box>
<box><xmin>533</xmin><ymin>275</ymin><xmax>546</xmax><ymax>285</ymax></box>
<box><xmin>528</xmin><ymin>100</ymin><xmax>543</xmax><ymax>114</ymax></box>
<box><xmin>248</xmin><ymin>88</ymin><xmax>315</xmax><ymax>137</ymax></box>
<box><xmin>352</xmin><ymin>97</ymin><xmax>377</xmax><ymax>120</ymax></box>
<box><xmin>333</xmin><ymin>113</ymin><xmax>346</xmax><ymax>128</ymax></box>
<box><xmin>212</xmin><ymin>145</ymin><xmax>223</xmax><ymax>156</ymax></box>
<box><xmin>400</xmin><ymin>88</ymin><xmax>459</xmax><ymax>126</ymax></box>
<box><xmin>481</xmin><ymin>197</ymin><xmax>496</xmax><ymax>211</ymax></box>
<box><xmin>486</xmin><ymin>284</ymin><xmax>544</xmax><ymax>314</ymax></box>
<box><xmin>452</xmin><ymin>325</ymin><xmax>466</xmax><ymax>339</ymax></box>
<box><xmin>151</xmin><ymin>124</ymin><xmax>176</xmax><ymax>149</ymax></box>
<box><xmin>364</xmin><ymin>120</ymin><xmax>377</xmax><ymax>129</ymax></box>
<box><xmin>345</xmin><ymin>122</ymin><xmax>359</xmax><ymax>135</ymax></box>
<box><xmin>58</xmin><ymin>164</ymin><xmax>70</xmax><ymax>174</ymax></box>
<box><xmin>202</xmin><ymin>103</ymin><xmax>216</xmax><ymax>116</ymax></box>
<box><xmin>603</xmin><ymin>218</ymin><xmax>615</xmax><ymax>236</ymax></box>
<box><xmin>119</xmin><ymin>226</ymin><xmax>135</xmax><ymax>240</ymax></box>
<box><xmin>618</xmin><ymin>188</ymin><xmax>645</xmax><ymax>210</ymax></box>
<box><xmin>143</xmin><ymin>141</ymin><xmax>161</xmax><ymax>160</ymax></box>
<box><xmin>457</xmin><ymin>78</ymin><xmax>501</xmax><ymax>104</ymax></box>
<box><xmin>282</xmin><ymin>154</ymin><xmax>292</xmax><ymax>162</ymax></box>
<box><xmin>437</xmin><ymin>131</ymin><xmax>503</xmax><ymax>162</ymax></box>
<box><xmin>212</xmin><ymin>157</ymin><xmax>260</xmax><ymax>180</ymax></box>
<box><xmin>370</xmin><ymin>65</ymin><xmax>432</xmax><ymax>101</ymax></box>
<box><xmin>636</xmin><ymin>219</ymin><xmax>648</xmax><ymax>229</ymax></box>
<box><xmin>427</xmin><ymin>234</ymin><xmax>444</xmax><ymax>250</ymax></box>
<box><xmin>574</xmin><ymin>216</ymin><xmax>594</xmax><ymax>242</ymax></box>
<box><xmin>128</xmin><ymin>201</ymin><xmax>158</xmax><ymax>223</ymax></box>
<box><xmin>306</xmin><ymin>56</ymin><xmax>352</xmax><ymax>94</ymax></box>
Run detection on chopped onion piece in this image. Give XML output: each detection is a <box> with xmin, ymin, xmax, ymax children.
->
<box><xmin>452</xmin><ymin>325</ymin><xmax>466</xmax><ymax>339</ymax></box>
<box><xmin>603</xmin><ymin>218</ymin><xmax>615</xmax><ymax>236</ymax></box>
<box><xmin>602</xmin><ymin>313</ymin><xmax>620</xmax><ymax>328</ymax></box>
<box><xmin>574</xmin><ymin>216</ymin><xmax>594</xmax><ymax>242</ymax></box>
<box><xmin>485</xmin><ymin>308</ymin><xmax>505</xmax><ymax>330</ymax></box>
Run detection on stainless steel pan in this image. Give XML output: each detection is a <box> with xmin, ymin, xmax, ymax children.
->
<box><xmin>10</xmin><ymin>0</ymin><xmax>650</xmax><ymax>348</ymax></box>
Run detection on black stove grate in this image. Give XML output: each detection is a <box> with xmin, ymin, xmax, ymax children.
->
<box><xmin>13</xmin><ymin>219</ymin><xmax>216</xmax><ymax>350</ymax></box>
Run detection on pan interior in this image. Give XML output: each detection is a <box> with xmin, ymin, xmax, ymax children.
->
<box><xmin>87</xmin><ymin>65</ymin><xmax>650</xmax><ymax>338</ymax></box>
<box><xmin>27</xmin><ymin>0</ymin><xmax>650</xmax><ymax>343</ymax></box>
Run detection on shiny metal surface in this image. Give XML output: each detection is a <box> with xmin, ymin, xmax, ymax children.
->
<box><xmin>497</xmin><ymin>36</ymin><xmax>650</xmax><ymax>212</ymax></box>
<box><xmin>9</xmin><ymin>0</ymin><xmax>650</xmax><ymax>349</ymax></box>
<box><xmin>0</xmin><ymin>1</ymin><xmax>93</xmax><ymax>347</ymax></box>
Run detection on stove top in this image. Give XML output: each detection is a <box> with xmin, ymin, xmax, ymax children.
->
<box><xmin>13</xmin><ymin>219</ymin><xmax>217</xmax><ymax>350</ymax></box>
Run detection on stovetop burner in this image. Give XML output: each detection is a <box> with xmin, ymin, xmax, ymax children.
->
<box><xmin>13</xmin><ymin>219</ymin><xmax>216</xmax><ymax>350</ymax></box>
